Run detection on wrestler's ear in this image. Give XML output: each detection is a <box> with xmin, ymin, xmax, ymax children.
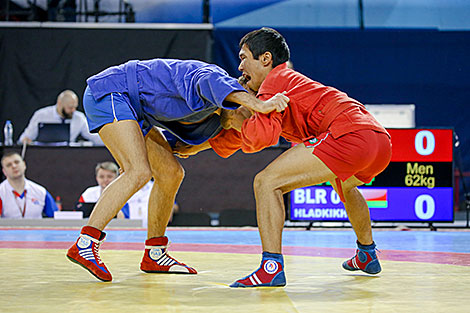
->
<box><xmin>261</xmin><ymin>52</ymin><xmax>273</xmax><ymax>66</ymax></box>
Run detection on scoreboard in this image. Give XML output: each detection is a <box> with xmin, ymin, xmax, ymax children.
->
<box><xmin>289</xmin><ymin>129</ymin><xmax>454</xmax><ymax>222</ymax></box>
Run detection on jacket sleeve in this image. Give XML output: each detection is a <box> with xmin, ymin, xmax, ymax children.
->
<box><xmin>191</xmin><ymin>66</ymin><xmax>245</xmax><ymax>109</ymax></box>
<box><xmin>240</xmin><ymin>111</ymin><xmax>283</xmax><ymax>153</ymax></box>
<box><xmin>208</xmin><ymin>128</ymin><xmax>242</xmax><ymax>158</ymax></box>
<box><xmin>120</xmin><ymin>203</ymin><xmax>130</xmax><ymax>219</ymax></box>
<box><xmin>43</xmin><ymin>190</ymin><xmax>59</xmax><ymax>217</ymax></box>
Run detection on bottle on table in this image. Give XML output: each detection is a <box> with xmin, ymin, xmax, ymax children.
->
<box><xmin>3</xmin><ymin>120</ymin><xmax>13</xmax><ymax>146</ymax></box>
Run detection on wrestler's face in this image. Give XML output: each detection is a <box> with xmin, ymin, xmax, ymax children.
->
<box><xmin>1</xmin><ymin>154</ymin><xmax>26</xmax><ymax>180</ymax></box>
<box><xmin>96</xmin><ymin>168</ymin><xmax>118</xmax><ymax>189</ymax></box>
<box><xmin>238</xmin><ymin>44</ymin><xmax>272</xmax><ymax>92</ymax></box>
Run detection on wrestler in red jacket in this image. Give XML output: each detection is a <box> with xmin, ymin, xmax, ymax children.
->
<box><xmin>205</xmin><ymin>28</ymin><xmax>392</xmax><ymax>288</ymax></box>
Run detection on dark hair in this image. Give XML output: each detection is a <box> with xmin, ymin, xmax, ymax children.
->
<box><xmin>239</xmin><ymin>27</ymin><xmax>290</xmax><ymax>68</ymax></box>
<box><xmin>1</xmin><ymin>151</ymin><xmax>22</xmax><ymax>166</ymax></box>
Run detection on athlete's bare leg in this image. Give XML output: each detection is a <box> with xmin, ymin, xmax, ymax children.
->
<box><xmin>331</xmin><ymin>178</ymin><xmax>373</xmax><ymax>245</ymax></box>
<box><xmin>144</xmin><ymin>128</ymin><xmax>185</xmax><ymax>238</ymax></box>
<box><xmin>87</xmin><ymin>120</ymin><xmax>152</xmax><ymax>230</ymax></box>
<box><xmin>230</xmin><ymin>144</ymin><xmax>340</xmax><ymax>287</ymax></box>
<box><xmin>253</xmin><ymin>143</ymin><xmax>337</xmax><ymax>253</ymax></box>
<box><xmin>138</xmin><ymin>128</ymin><xmax>196</xmax><ymax>275</ymax></box>
<box><xmin>335</xmin><ymin>177</ymin><xmax>381</xmax><ymax>275</ymax></box>
<box><xmin>232</xmin><ymin>143</ymin><xmax>380</xmax><ymax>287</ymax></box>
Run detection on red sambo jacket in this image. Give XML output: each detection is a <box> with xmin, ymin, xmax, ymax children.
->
<box><xmin>210</xmin><ymin>63</ymin><xmax>388</xmax><ymax>158</ymax></box>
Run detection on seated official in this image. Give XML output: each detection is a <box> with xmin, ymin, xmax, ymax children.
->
<box><xmin>126</xmin><ymin>179</ymin><xmax>153</xmax><ymax>219</ymax></box>
<box><xmin>18</xmin><ymin>90</ymin><xmax>103</xmax><ymax>146</ymax></box>
<box><xmin>126</xmin><ymin>178</ymin><xmax>179</xmax><ymax>222</ymax></box>
<box><xmin>78</xmin><ymin>162</ymin><xmax>129</xmax><ymax>219</ymax></box>
<box><xmin>0</xmin><ymin>152</ymin><xmax>59</xmax><ymax>218</ymax></box>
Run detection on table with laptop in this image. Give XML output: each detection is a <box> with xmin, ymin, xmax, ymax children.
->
<box><xmin>35</xmin><ymin>123</ymin><xmax>71</xmax><ymax>145</ymax></box>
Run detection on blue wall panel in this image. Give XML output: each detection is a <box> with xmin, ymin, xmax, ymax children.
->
<box><xmin>132</xmin><ymin>0</ymin><xmax>470</xmax><ymax>30</ymax></box>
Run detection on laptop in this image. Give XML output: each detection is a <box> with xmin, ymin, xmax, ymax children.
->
<box><xmin>74</xmin><ymin>202</ymin><xmax>95</xmax><ymax>218</ymax></box>
<box><xmin>36</xmin><ymin>123</ymin><xmax>70</xmax><ymax>143</ymax></box>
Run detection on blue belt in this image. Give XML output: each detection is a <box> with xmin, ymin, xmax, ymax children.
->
<box><xmin>125</xmin><ymin>60</ymin><xmax>143</xmax><ymax>120</ymax></box>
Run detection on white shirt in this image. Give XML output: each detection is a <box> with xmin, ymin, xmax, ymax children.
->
<box><xmin>128</xmin><ymin>180</ymin><xmax>154</xmax><ymax>219</ymax></box>
<box><xmin>79</xmin><ymin>184</ymin><xmax>150</xmax><ymax>219</ymax></box>
<box><xmin>79</xmin><ymin>181</ymin><xmax>153</xmax><ymax>217</ymax></box>
<box><xmin>18</xmin><ymin>104</ymin><xmax>103</xmax><ymax>145</ymax></box>
<box><xmin>0</xmin><ymin>179</ymin><xmax>52</xmax><ymax>218</ymax></box>
<box><xmin>79</xmin><ymin>185</ymin><xmax>102</xmax><ymax>203</ymax></box>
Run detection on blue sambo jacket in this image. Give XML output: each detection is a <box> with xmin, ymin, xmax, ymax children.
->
<box><xmin>86</xmin><ymin>59</ymin><xmax>245</xmax><ymax>145</ymax></box>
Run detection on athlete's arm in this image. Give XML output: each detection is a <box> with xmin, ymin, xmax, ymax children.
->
<box><xmin>172</xmin><ymin>141</ymin><xmax>212</xmax><ymax>158</ymax></box>
<box><xmin>225</xmin><ymin>91</ymin><xmax>289</xmax><ymax>114</ymax></box>
<box><xmin>221</xmin><ymin>107</ymin><xmax>253</xmax><ymax>132</ymax></box>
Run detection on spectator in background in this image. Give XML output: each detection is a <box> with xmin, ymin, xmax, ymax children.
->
<box><xmin>126</xmin><ymin>177</ymin><xmax>180</xmax><ymax>223</ymax></box>
<box><xmin>78</xmin><ymin>162</ymin><xmax>178</xmax><ymax>221</ymax></box>
<box><xmin>78</xmin><ymin>162</ymin><xmax>129</xmax><ymax>219</ymax></box>
<box><xmin>18</xmin><ymin>90</ymin><xmax>103</xmax><ymax>146</ymax></box>
<box><xmin>126</xmin><ymin>178</ymin><xmax>153</xmax><ymax>220</ymax></box>
<box><xmin>0</xmin><ymin>152</ymin><xmax>59</xmax><ymax>218</ymax></box>
<box><xmin>48</xmin><ymin>0</ymin><xmax>76</xmax><ymax>22</ymax></box>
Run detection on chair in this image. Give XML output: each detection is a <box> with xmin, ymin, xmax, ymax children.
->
<box><xmin>218</xmin><ymin>209</ymin><xmax>257</xmax><ymax>227</ymax></box>
<box><xmin>168</xmin><ymin>212</ymin><xmax>212</xmax><ymax>226</ymax></box>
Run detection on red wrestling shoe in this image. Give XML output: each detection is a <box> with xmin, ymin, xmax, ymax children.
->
<box><xmin>66</xmin><ymin>226</ymin><xmax>112</xmax><ymax>282</ymax></box>
<box><xmin>140</xmin><ymin>236</ymin><xmax>197</xmax><ymax>274</ymax></box>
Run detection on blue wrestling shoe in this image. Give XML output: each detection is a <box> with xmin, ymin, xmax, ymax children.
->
<box><xmin>230</xmin><ymin>252</ymin><xmax>286</xmax><ymax>288</ymax></box>
<box><xmin>342</xmin><ymin>241</ymin><xmax>381</xmax><ymax>274</ymax></box>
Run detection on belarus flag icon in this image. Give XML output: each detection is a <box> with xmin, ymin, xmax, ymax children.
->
<box><xmin>359</xmin><ymin>189</ymin><xmax>388</xmax><ymax>208</ymax></box>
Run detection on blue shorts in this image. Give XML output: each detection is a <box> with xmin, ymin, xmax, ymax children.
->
<box><xmin>83</xmin><ymin>86</ymin><xmax>176</xmax><ymax>145</ymax></box>
<box><xmin>83</xmin><ymin>86</ymin><xmax>149</xmax><ymax>134</ymax></box>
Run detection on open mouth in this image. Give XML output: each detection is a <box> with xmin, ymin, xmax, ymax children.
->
<box><xmin>243</xmin><ymin>73</ymin><xmax>251</xmax><ymax>82</ymax></box>
<box><xmin>239</xmin><ymin>73</ymin><xmax>251</xmax><ymax>85</ymax></box>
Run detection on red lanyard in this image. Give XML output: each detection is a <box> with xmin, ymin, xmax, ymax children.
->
<box><xmin>12</xmin><ymin>190</ymin><xmax>27</xmax><ymax>218</ymax></box>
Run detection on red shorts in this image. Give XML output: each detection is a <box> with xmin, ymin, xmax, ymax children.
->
<box><xmin>304</xmin><ymin>129</ymin><xmax>392</xmax><ymax>184</ymax></box>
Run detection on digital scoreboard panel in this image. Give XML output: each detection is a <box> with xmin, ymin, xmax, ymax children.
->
<box><xmin>289</xmin><ymin>129</ymin><xmax>454</xmax><ymax>222</ymax></box>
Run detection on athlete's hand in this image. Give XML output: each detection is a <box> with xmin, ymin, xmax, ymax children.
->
<box><xmin>230</xmin><ymin>107</ymin><xmax>253</xmax><ymax>131</ymax></box>
<box><xmin>172</xmin><ymin>141</ymin><xmax>211</xmax><ymax>158</ymax></box>
<box><xmin>21</xmin><ymin>137</ymin><xmax>33</xmax><ymax>144</ymax></box>
<box><xmin>172</xmin><ymin>142</ymin><xmax>194</xmax><ymax>158</ymax></box>
<box><xmin>260</xmin><ymin>93</ymin><xmax>289</xmax><ymax>113</ymax></box>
